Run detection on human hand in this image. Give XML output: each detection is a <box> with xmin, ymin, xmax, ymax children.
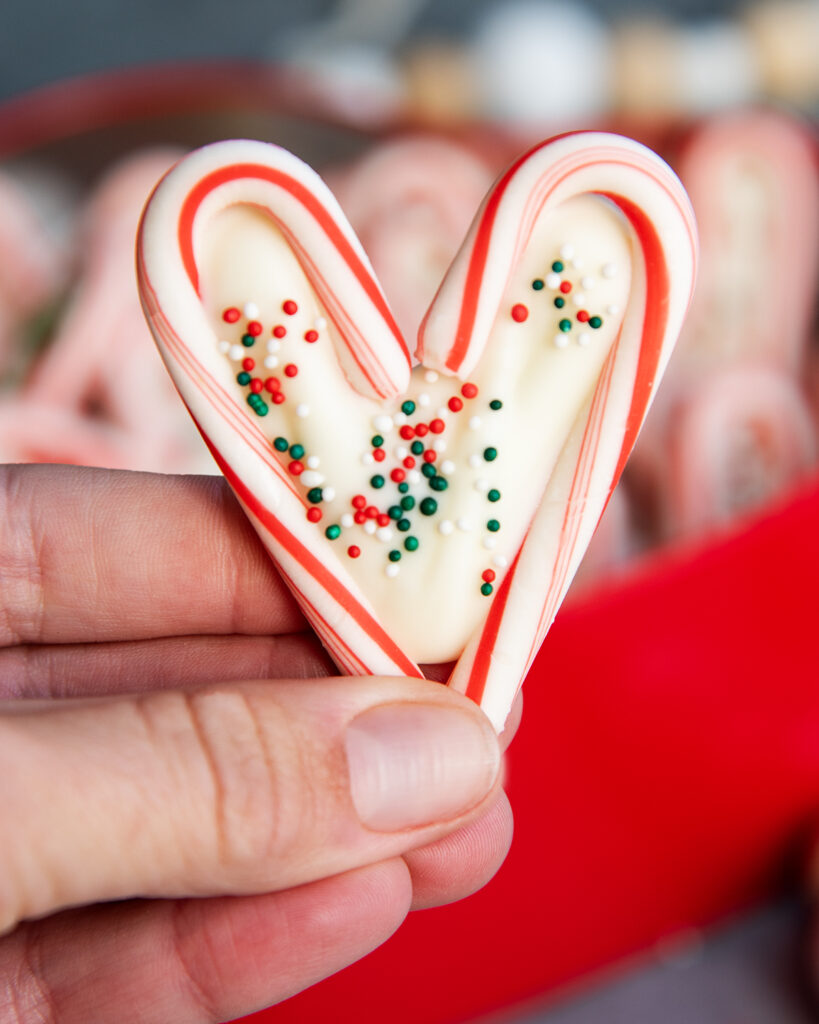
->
<box><xmin>0</xmin><ymin>465</ymin><xmax>516</xmax><ymax>1023</ymax></box>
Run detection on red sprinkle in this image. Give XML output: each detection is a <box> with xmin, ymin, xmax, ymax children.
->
<box><xmin>272</xmin><ymin>325</ymin><xmax>286</xmax><ymax>338</ymax></box>
<box><xmin>304</xmin><ymin>330</ymin><xmax>319</xmax><ymax>343</ymax></box>
<box><xmin>415</xmin><ymin>423</ymin><xmax>429</xmax><ymax>438</ymax></box>
<box><xmin>354</xmin><ymin>511</ymin><xmax>367</xmax><ymax>525</ymax></box>
<box><xmin>559</xmin><ymin>281</ymin><xmax>572</xmax><ymax>295</ymax></box>
<box><xmin>222</xmin><ymin>307</ymin><xmax>241</xmax><ymax>323</ymax></box>
<box><xmin>390</xmin><ymin>468</ymin><xmax>406</xmax><ymax>483</ymax></box>
<box><xmin>482</xmin><ymin>569</ymin><xmax>496</xmax><ymax>583</ymax></box>
<box><xmin>271</xmin><ymin>391</ymin><xmax>286</xmax><ymax>405</ymax></box>
<box><xmin>448</xmin><ymin>397</ymin><xmax>463</xmax><ymax>413</ymax></box>
<box><xmin>511</xmin><ymin>303</ymin><xmax>529</xmax><ymax>323</ymax></box>
<box><xmin>352</xmin><ymin>495</ymin><xmax>367</xmax><ymax>509</ymax></box>
<box><xmin>247</xmin><ymin>320</ymin><xmax>263</xmax><ymax>336</ymax></box>
<box><xmin>376</xmin><ymin>514</ymin><xmax>390</xmax><ymax>527</ymax></box>
<box><xmin>306</xmin><ymin>507</ymin><xmax>322</xmax><ymax>523</ymax></box>
<box><xmin>430</xmin><ymin>418</ymin><xmax>445</xmax><ymax>434</ymax></box>
<box><xmin>577</xmin><ymin>310</ymin><xmax>590</xmax><ymax>323</ymax></box>
<box><xmin>365</xmin><ymin>505</ymin><xmax>378</xmax><ymax>519</ymax></box>
<box><xmin>284</xmin><ymin>364</ymin><xmax>298</xmax><ymax>378</ymax></box>
<box><xmin>264</xmin><ymin>377</ymin><xmax>280</xmax><ymax>393</ymax></box>
<box><xmin>399</xmin><ymin>425</ymin><xmax>415</xmax><ymax>440</ymax></box>
<box><xmin>423</xmin><ymin>450</ymin><xmax>436</xmax><ymax>463</ymax></box>
<box><xmin>461</xmin><ymin>382</ymin><xmax>479</xmax><ymax>399</ymax></box>
<box><xmin>373</xmin><ymin>448</ymin><xmax>386</xmax><ymax>462</ymax></box>
<box><xmin>288</xmin><ymin>460</ymin><xmax>304</xmax><ymax>476</ymax></box>
<box><xmin>403</xmin><ymin>456</ymin><xmax>416</xmax><ymax>469</ymax></box>
<box><xmin>249</xmin><ymin>379</ymin><xmax>263</xmax><ymax>394</ymax></box>
<box><xmin>348</xmin><ymin>545</ymin><xmax>361</xmax><ymax>559</ymax></box>
<box><xmin>282</xmin><ymin>300</ymin><xmax>298</xmax><ymax>315</ymax></box>
<box><xmin>242</xmin><ymin>357</ymin><xmax>255</xmax><ymax>371</ymax></box>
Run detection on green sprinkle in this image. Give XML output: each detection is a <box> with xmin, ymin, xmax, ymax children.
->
<box><xmin>325</xmin><ymin>524</ymin><xmax>341</xmax><ymax>540</ymax></box>
<box><xmin>397</xmin><ymin>518</ymin><xmax>411</xmax><ymax>532</ymax></box>
<box><xmin>404</xmin><ymin>536</ymin><xmax>419</xmax><ymax>552</ymax></box>
<box><xmin>371</xmin><ymin>434</ymin><xmax>384</xmax><ymax>447</ymax></box>
<box><xmin>237</xmin><ymin>371</ymin><xmax>251</xmax><ymax>385</ymax></box>
<box><xmin>388</xmin><ymin>549</ymin><xmax>402</xmax><ymax>562</ymax></box>
<box><xmin>307</xmin><ymin>487</ymin><xmax>323</xmax><ymax>504</ymax></box>
<box><xmin>487</xmin><ymin>519</ymin><xmax>501</xmax><ymax>532</ymax></box>
<box><xmin>410</xmin><ymin>440</ymin><xmax>424</xmax><ymax>456</ymax></box>
<box><xmin>420</xmin><ymin>497</ymin><xmax>438</xmax><ymax>516</ymax></box>
<box><xmin>488</xmin><ymin>489</ymin><xmax>501</xmax><ymax>502</ymax></box>
<box><xmin>274</xmin><ymin>437</ymin><xmax>288</xmax><ymax>453</ymax></box>
<box><xmin>430</xmin><ymin>476</ymin><xmax>448</xmax><ymax>492</ymax></box>
<box><xmin>401</xmin><ymin>400</ymin><xmax>416</xmax><ymax>415</ymax></box>
<box><xmin>421</xmin><ymin>462</ymin><xmax>437</xmax><ymax>479</ymax></box>
<box><xmin>388</xmin><ymin>505</ymin><xmax>402</xmax><ymax>520</ymax></box>
<box><xmin>398</xmin><ymin>482</ymin><xmax>409</xmax><ymax>494</ymax></box>
<box><xmin>241</xmin><ymin>333</ymin><xmax>256</xmax><ymax>347</ymax></box>
<box><xmin>532</xmin><ymin>278</ymin><xmax>545</xmax><ymax>291</ymax></box>
<box><xmin>251</xmin><ymin>400</ymin><xmax>268</xmax><ymax>416</ymax></box>
<box><xmin>484</xmin><ymin>447</ymin><xmax>498</xmax><ymax>462</ymax></box>
<box><xmin>481</xmin><ymin>582</ymin><xmax>494</xmax><ymax>597</ymax></box>
<box><xmin>551</xmin><ymin>260</ymin><xmax>564</xmax><ymax>273</ymax></box>
<box><xmin>559</xmin><ymin>319</ymin><xmax>572</xmax><ymax>332</ymax></box>
<box><xmin>400</xmin><ymin>496</ymin><xmax>415</xmax><ymax>511</ymax></box>
<box><xmin>370</xmin><ymin>475</ymin><xmax>385</xmax><ymax>489</ymax></box>
<box><xmin>290</xmin><ymin>444</ymin><xmax>305</xmax><ymax>459</ymax></box>
<box><xmin>554</xmin><ymin>297</ymin><xmax>565</xmax><ymax>309</ymax></box>
<box><xmin>589</xmin><ymin>316</ymin><xmax>603</xmax><ymax>329</ymax></box>
<box><xmin>489</xmin><ymin>399</ymin><xmax>503</xmax><ymax>411</ymax></box>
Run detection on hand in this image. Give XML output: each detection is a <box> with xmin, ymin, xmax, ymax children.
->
<box><xmin>0</xmin><ymin>465</ymin><xmax>515</xmax><ymax>1024</ymax></box>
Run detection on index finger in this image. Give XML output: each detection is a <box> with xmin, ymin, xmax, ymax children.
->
<box><xmin>0</xmin><ymin>464</ymin><xmax>305</xmax><ymax>647</ymax></box>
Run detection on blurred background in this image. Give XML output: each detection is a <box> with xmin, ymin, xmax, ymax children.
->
<box><xmin>2</xmin><ymin>1</ymin><xmax>819</xmax><ymax>1022</ymax></box>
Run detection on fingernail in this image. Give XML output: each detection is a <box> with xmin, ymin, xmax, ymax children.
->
<box><xmin>345</xmin><ymin>703</ymin><xmax>500</xmax><ymax>832</ymax></box>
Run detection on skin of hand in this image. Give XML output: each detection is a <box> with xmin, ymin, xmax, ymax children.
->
<box><xmin>0</xmin><ymin>464</ymin><xmax>518</xmax><ymax>1024</ymax></box>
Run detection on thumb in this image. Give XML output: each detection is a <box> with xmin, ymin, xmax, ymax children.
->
<box><xmin>0</xmin><ymin>676</ymin><xmax>500</xmax><ymax>932</ymax></box>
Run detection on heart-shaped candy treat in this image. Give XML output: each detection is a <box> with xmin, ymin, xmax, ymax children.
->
<box><xmin>137</xmin><ymin>133</ymin><xmax>697</xmax><ymax>730</ymax></box>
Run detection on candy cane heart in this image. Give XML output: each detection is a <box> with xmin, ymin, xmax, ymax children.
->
<box><xmin>419</xmin><ymin>132</ymin><xmax>697</xmax><ymax>729</ymax></box>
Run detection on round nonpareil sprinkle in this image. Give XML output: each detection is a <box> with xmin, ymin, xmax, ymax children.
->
<box><xmin>511</xmin><ymin>303</ymin><xmax>529</xmax><ymax>323</ymax></box>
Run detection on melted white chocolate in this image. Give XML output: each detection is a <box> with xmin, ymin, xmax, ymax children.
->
<box><xmin>199</xmin><ymin>196</ymin><xmax>632</xmax><ymax>662</ymax></box>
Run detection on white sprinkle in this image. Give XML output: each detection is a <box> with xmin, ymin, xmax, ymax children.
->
<box><xmin>424</xmin><ymin>369</ymin><xmax>439</xmax><ymax>384</ymax></box>
<box><xmin>602</xmin><ymin>262</ymin><xmax>617</xmax><ymax>279</ymax></box>
<box><xmin>581</xmin><ymin>276</ymin><xmax>595</xmax><ymax>290</ymax></box>
<box><xmin>408</xmin><ymin>470</ymin><xmax>422</xmax><ymax>485</ymax></box>
<box><xmin>572</xmin><ymin>292</ymin><xmax>586</xmax><ymax>307</ymax></box>
<box><xmin>377</xmin><ymin>527</ymin><xmax>393</xmax><ymax>543</ymax></box>
<box><xmin>364</xmin><ymin>520</ymin><xmax>377</xmax><ymax>535</ymax></box>
<box><xmin>395</xmin><ymin>445</ymin><xmax>409</xmax><ymax>460</ymax></box>
<box><xmin>572</xmin><ymin>256</ymin><xmax>585</xmax><ymax>270</ymax></box>
<box><xmin>385</xmin><ymin>563</ymin><xmax>400</xmax><ymax>578</ymax></box>
<box><xmin>264</xmin><ymin>355</ymin><xmax>279</xmax><ymax>369</ymax></box>
<box><xmin>306</xmin><ymin>455</ymin><xmax>320</xmax><ymax>469</ymax></box>
<box><xmin>315</xmin><ymin>315</ymin><xmax>327</xmax><ymax>329</ymax></box>
<box><xmin>493</xmin><ymin>554</ymin><xmax>509</xmax><ymax>569</ymax></box>
<box><xmin>482</xmin><ymin>535</ymin><xmax>497</xmax><ymax>550</ymax></box>
<box><xmin>361</xmin><ymin>452</ymin><xmax>375</xmax><ymax>466</ymax></box>
<box><xmin>393</xmin><ymin>411</ymin><xmax>407</xmax><ymax>427</ymax></box>
<box><xmin>296</xmin><ymin>403</ymin><xmax>310</xmax><ymax>418</ymax></box>
<box><xmin>373</xmin><ymin>414</ymin><xmax>393</xmax><ymax>433</ymax></box>
<box><xmin>244</xmin><ymin>302</ymin><xmax>259</xmax><ymax>319</ymax></box>
<box><xmin>229</xmin><ymin>344</ymin><xmax>244</xmax><ymax>361</ymax></box>
<box><xmin>217</xmin><ymin>340</ymin><xmax>230</xmax><ymax>354</ymax></box>
<box><xmin>438</xmin><ymin>519</ymin><xmax>454</xmax><ymax>536</ymax></box>
<box><xmin>474</xmin><ymin>478</ymin><xmax>490</xmax><ymax>493</ymax></box>
<box><xmin>322</xmin><ymin>487</ymin><xmax>336</xmax><ymax>502</ymax></box>
<box><xmin>560</xmin><ymin>243</ymin><xmax>575</xmax><ymax>260</ymax></box>
<box><xmin>456</xmin><ymin>517</ymin><xmax>472</xmax><ymax>532</ymax></box>
<box><xmin>607</xmin><ymin>304</ymin><xmax>619</xmax><ymax>316</ymax></box>
<box><xmin>469</xmin><ymin>454</ymin><xmax>482</xmax><ymax>469</ymax></box>
<box><xmin>432</xmin><ymin>438</ymin><xmax>446</xmax><ymax>453</ymax></box>
<box><xmin>300</xmin><ymin>470</ymin><xmax>324</xmax><ymax>488</ymax></box>
<box><xmin>469</xmin><ymin>415</ymin><xmax>481</xmax><ymax>430</ymax></box>
<box><xmin>577</xmin><ymin>332</ymin><xmax>591</xmax><ymax>347</ymax></box>
<box><xmin>441</xmin><ymin>459</ymin><xmax>455</xmax><ymax>474</ymax></box>
<box><xmin>436</xmin><ymin>407</ymin><xmax>449</xmax><ymax>420</ymax></box>
<box><xmin>267</xmin><ymin>339</ymin><xmax>281</xmax><ymax>353</ymax></box>
<box><xmin>546</xmin><ymin>272</ymin><xmax>560</xmax><ymax>289</ymax></box>
<box><xmin>553</xmin><ymin>334</ymin><xmax>570</xmax><ymax>349</ymax></box>
<box><xmin>341</xmin><ymin>513</ymin><xmax>354</xmax><ymax>528</ymax></box>
<box><xmin>418</xmin><ymin>393</ymin><xmax>431</xmax><ymax>407</ymax></box>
